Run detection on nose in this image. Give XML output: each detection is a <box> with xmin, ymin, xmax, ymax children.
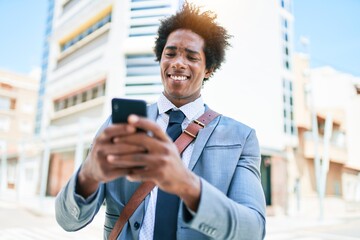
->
<box><xmin>171</xmin><ymin>55</ymin><xmax>186</xmax><ymax>69</ymax></box>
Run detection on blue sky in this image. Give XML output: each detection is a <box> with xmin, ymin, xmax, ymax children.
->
<box><xmin>0</xmin><ymin>1</ymin><xmax>359</xmax><ymax>77</ymax></box>
<box><xmin>0</xmin><ymin>0</ymin><xmax>47</xmax><ymax>75</ymax></box>
<box><xmin>293</xmin><ymin>0</ymin><xmax>360</xmax><ymax>76</ymax></box>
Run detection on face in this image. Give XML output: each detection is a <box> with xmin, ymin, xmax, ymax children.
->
<box><xmin>160</xmin><ymin>29</ymin><xmax>212</xmax><ymax>107</ymax></box>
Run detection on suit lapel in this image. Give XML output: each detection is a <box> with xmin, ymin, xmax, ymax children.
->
<box><xmin>188</xmin><ymin>112</ymin><xmax>221</xmax><ymax>171</ymax></box>
<box><xmin>147</xmin><ymin>102</ymin><xmax>221</xmax><ymax>171</ymax></box>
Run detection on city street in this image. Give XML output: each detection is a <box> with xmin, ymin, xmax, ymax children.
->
<box><xmin>266</xmin><ymin>215</ymin><xmax>360</xmax><ymax>240</ymax></box>
<box><xmin>1</xmin><ymin>198</ymin><xmax>360</xmax><ymax>240</ymax></box>
<box><xmin>0</xmin><ymin>198</ymin><xmax>103</xmax><ymax>239</ymax></box>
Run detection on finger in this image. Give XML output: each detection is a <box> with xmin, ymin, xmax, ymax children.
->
<box><xmin>103</xmin><ymin>167</ymin><xmax>133</xmax><ymax>181</ymax></box>
<box><xmin>97</xmin><ymin>124</ymin><xmax>137</xmax><ymax>143</ymax></box>
<box><xmin>112</xmin><ymin>131</ymin><xmax>148</xmax><ymax>143</ymax></box>
<box><xmin>126</xmin><ymin>166</ymin><xmax>161</xmax><ymax>183</ymax></box>
<box><xmin>126</xmin><ymin>175</ymin><xmax>143</xmax><ymax>182</ymax></box>
<box><xmin>128</xmin><ymin>115</ymin><xmax>171</xmax><ymax>142</ymax></box>
<box><xmin>107</xmin><ymin>153</ymin><xmax>151</xmax><ymax>168</ymax></box>
<box><xmin>116</xmin><ymin>133</ymin><xmax>173</xmax><ymax>155</ymax></box>
<box><xmin>107</xmin><ymin>152</ymin><xmax>176</xmax><ymax>172</ymax></box>
<box><xmin>101</xmin><ymin>142</ymin><xmax>147</xmax><ymax>155</ymax></box>
<box><xmin>108</xmin><ymin>152</ymin><xmax>180</xmax><ymax>171</ymax></box>
<box><xmin>127</xmin><ymin>167</ymin><xmax>153</xmax><ymax>179</ymax></box>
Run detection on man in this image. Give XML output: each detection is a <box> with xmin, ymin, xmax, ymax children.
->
<box><xmin>56</xmin><ymin>2</ymin><xmax>266</xmax><ymax>240</ymax></box>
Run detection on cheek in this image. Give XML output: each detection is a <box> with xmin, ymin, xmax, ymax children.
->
<box><xmin>159</xmin><ymin>60</ymin><xmax>165</xmax><ymax>70</ymax></box>
<box><xmin>192</xmin><ymin>67</ymin><xmax>206</xmax><ymax>81</ymax></box>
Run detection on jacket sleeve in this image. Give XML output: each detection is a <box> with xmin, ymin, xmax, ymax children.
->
<box><xmin>55</xmin><ymin>117</ymin><xmax>111</xmax><ymax>231</ymax></box>
<box><xmin>182</xmin><ymin>129</ymin><xmax>266</xmax><ymax>240</ymax></box>
<box><xmin>55</xmin><ymin>169</ymin><xmax>105</xmax><ymax>231</ymax></box>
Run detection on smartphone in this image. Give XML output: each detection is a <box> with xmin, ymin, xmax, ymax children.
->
<box><xmin>111</xmin><ymin>98</ymin><xmax>147</xmax><ymax>124</ymax></box>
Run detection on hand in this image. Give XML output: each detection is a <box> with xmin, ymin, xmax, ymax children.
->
<box><xmin>109</xmin><ymin>115</ymin><xmax>201</xmax><ymax>211</ymax></box>
<box><xmin>76</xmin><ymin>123</ymin><xmax>147</xmax><ymax>197</ymax></box>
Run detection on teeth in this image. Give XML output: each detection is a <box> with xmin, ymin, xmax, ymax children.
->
<box><xmin>170</xmin><ymin>75</ymin><xmax>187</xmax><ymax>81</ymax></box>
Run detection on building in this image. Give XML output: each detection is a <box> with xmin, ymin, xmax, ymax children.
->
<box><xmin>293</xmin><ymin>53</ymin><xmax>360</xmax><ymax>217</ymax></box>
<box><xmin>0</xmin><ymin>70</ymin><xmax>39</xmax><ymax>196</ymax></box>
<box><xmin>29</xmin><ymin>0</ymin><xmax>296</xmax><ymax>215</ymax></box>
<box><xmin>200</xmin><ymin>0</ymin><xmax>297</xmax><ymax>215</ymax></box>
<box><xmin>35</xmin><ymin>0</ymin><xmax>55</xmax><ymax>136</ymax></box>
<box><xmin>39</xmin><ymin>0</ymin><xmax>180</xmax><ymax>198</ymax></box>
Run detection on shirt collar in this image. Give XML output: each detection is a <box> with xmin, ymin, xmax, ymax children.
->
<box><xmin>157</xmin><ymin>93</ymin><xmax>204</xmax><ymax>121</ymax></box>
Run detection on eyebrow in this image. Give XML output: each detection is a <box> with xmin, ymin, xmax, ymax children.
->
<box><xmin>165</xmin><ymin>46</ymin><xmax>200</xmax><ymax>55</ymax></box>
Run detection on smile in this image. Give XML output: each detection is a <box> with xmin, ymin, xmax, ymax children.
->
<box><xmin>168</xmin><ymin>74</ymin><xmax>189</xmax><ymax>81</ymax></box>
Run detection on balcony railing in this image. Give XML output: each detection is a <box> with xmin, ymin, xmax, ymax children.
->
<box><xmin>303</xmin><ymin>131</ymin><xmax>347</xmax><ymax>163</ymax></box>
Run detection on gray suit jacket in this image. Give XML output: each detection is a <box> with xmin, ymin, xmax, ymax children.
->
<box><xmin>55</xmin><ymin>103</ymin><xmax>266</xmax><ymax>239</ymax></box>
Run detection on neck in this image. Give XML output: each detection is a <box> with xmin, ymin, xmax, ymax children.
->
<box><xmin>164</xmin><ymin>93</ymin><xmax>201</xmax><ymax>108</ymax></box>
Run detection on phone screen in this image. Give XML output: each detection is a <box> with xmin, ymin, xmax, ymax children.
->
<box><xmin>111</xmin><ymin>98</ymin><xmax>147</xmax><ymax>124</ymax></box>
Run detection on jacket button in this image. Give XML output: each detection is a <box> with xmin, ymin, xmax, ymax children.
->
<box><xmin>134</xmin><ymin>221</ymin><xmax>140</xmax><ymax>230</ymax></box>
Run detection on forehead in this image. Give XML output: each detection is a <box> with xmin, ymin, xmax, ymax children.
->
<box><xmin>165</xmin><ymin>29</ymin><xmax>205</xmax><ymax>52</ymax></box>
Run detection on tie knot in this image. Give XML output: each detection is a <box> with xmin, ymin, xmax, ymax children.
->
<box><xmin>168</xmin><ymin>110</ymin><xmax>186</xmax><ymax>124</ymax></box>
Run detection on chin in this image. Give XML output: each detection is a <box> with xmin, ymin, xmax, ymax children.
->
<box><xmin>164</xmin><ymin>91</ymin><xmax>183</xmax><ymax>99</ymax></box>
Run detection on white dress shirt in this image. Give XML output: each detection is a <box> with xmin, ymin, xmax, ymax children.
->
<box><xmin>139</xmin><ymin>93</ymin><xmax>205</xmax><ymax>240</ymax></box>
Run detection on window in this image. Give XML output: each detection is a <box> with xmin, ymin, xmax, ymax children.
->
<box><xmin>62</xmin><ymin>0</ymin><xmax>81</xmax><ymax>15</ymax></box>
<box><xmin>126</xmin><ymin>54</ymin><xmax>160</xmax><ymax>77</ymax></box>
<box><xmin>98</xmin><ymin>84</ymin><xmax>105</xmax><ymax>96</ymax></box>
<box><xmin>285</xmin><ymin>60</ymin><xmax>290</xmax><ymax>70</ymax></box>
<box><xmin>283</xmin><ymin>19</ymin><xmax>288</xmax><ymax>28</ymax></box>
<box><xmin>54</xmin><ymin>81</ymin><xmax>106</xmax><ymax>112</ymax></box>
<box><xmin>129</xmin><ymin>0</ymin><xmax>175</xmax><ymax>37</ymax></box>
<box><xmin>92</xmin><ymin>87</ymin><xmax>99</xmax><ymax>99</ymax></box>
<box><xmin>0</xmin><ymin>117</ymin><xmax>10</xmax><ymax>131</ymax></box>
<box><xmin>280</xmin><ymin>0</ymin><xmax>292</xmax><ymax>11</ymax></box>
<box><xmin>61</xmin><ymin>12</ymin><xmax>112</xmax><ymax>52</ymax></box>
<box><xmin>0</xmin><ymin>97</ymin><xmax>15</xmax><ymax>110</ymax></box>
<box><xmin>0</xmin><ymin>97</ymin><xmax>11</xmax><ymax>110</ymax></box>
<box><xmin>58</xmin><ymin>100</ymin><xmax>65</xmax><ymax>110</ymax></box>
<box><xmin>356</xmin><ymin>86</ymin><xmax>360</xmax><ymax>95</ymax></box>
<box><xmin>54</xmin><ymin>101</ymin><xmax>60</xmax><ymax>111</ymax></box>
<box><xmin>282</xmin><ymin>79</ymin><xmax>296</xmax><ymax>136</ymax></box>
<box><xmin>81</xmin><ymin>92</ymin><xmax>87</xmax><ymax>103</ymax></box>
<box><xmin>125</xmin><ymin>54</ymin><xmax>162</xmax><ymax>97</ymax></box>
<box><xmin>64</xmin><ymin>99</ymin><xmax>69</xmax><ymax>109</ymax></box>
<box><xmin>73</xmin><ymin>95</ymin><xmax>78</xmax><ymax>105</ymax></box>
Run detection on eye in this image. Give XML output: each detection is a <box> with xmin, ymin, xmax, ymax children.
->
<box><xmin>188</xmin><ymin>56</ymin><xmax>198</xmax><ymax>61</ymax></box>
<box><xmin>165</xmin><ymin>52</ymin><xmax>176</xmax><ymax>57</ymax></box>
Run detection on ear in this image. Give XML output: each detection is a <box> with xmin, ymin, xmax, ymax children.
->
<box><xmin>204</xmin><ymin>68</ymin><xmax>214</xmax><ymax>78</ymax></box>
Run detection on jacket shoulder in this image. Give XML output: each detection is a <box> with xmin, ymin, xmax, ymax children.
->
<box><xmin>218</xmin><ymin>114</ymin><xmax>254</xmax><ymax>133</ymax></box>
